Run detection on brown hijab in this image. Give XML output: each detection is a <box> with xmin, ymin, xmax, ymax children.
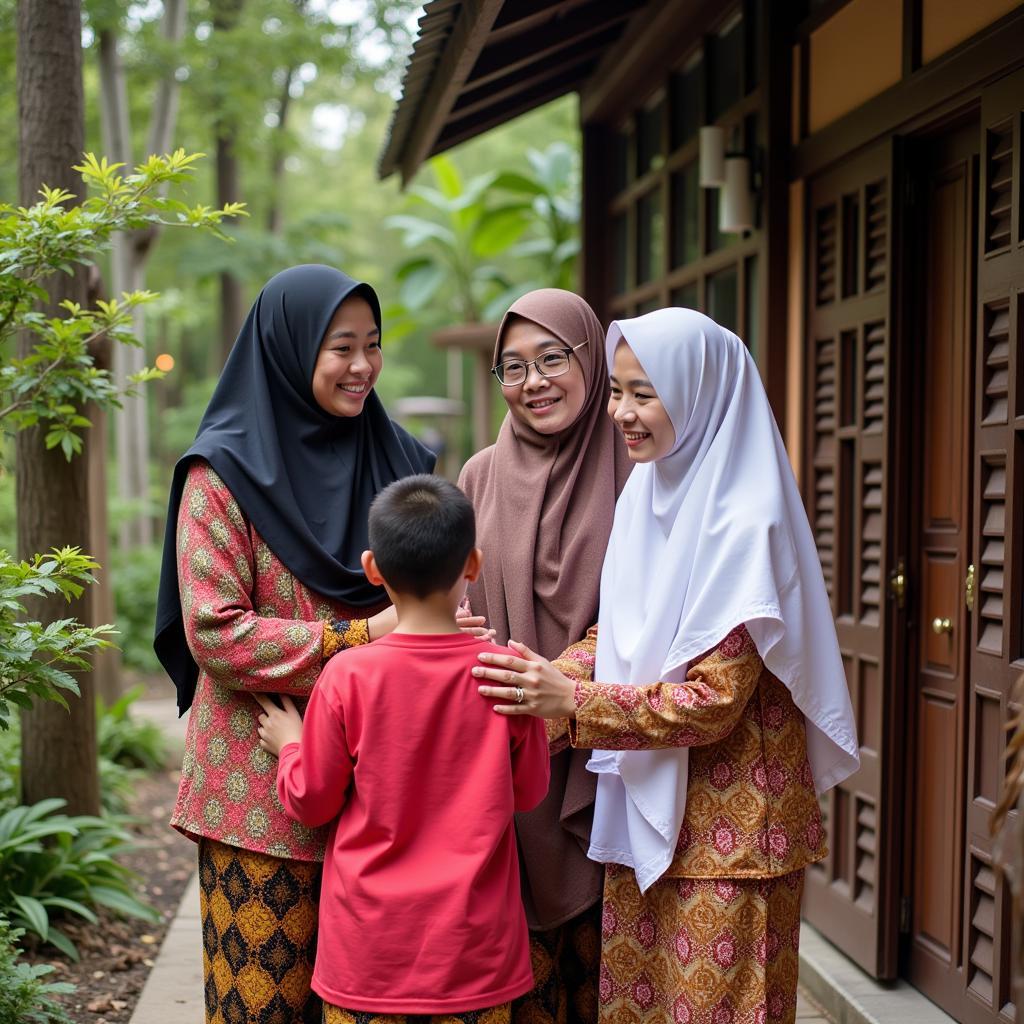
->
<box><xmin>458</xmin><ymin>289</ymin><xmax>631</xmax><ymax>930</ymax></box>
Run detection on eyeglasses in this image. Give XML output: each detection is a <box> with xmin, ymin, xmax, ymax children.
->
<box><xmin>491</xmin><ymin>341</ymin><xmax>588</xmax><ymax>387</ymax></box>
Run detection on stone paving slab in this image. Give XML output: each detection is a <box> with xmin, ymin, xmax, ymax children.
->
<box><xmin>799</xmin><ymin>925</ymin><xmax>956</xmax><ymax>1024</ymax></box>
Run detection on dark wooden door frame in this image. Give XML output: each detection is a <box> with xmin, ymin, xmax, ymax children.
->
<box><xmin>894</xmin><ymin>113</ymin><xmax>981</xmax><ymax>1020</ymax></box>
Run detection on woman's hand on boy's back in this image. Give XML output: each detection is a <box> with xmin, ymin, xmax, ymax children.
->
<box><xmin>474</xmin><ymin>640</ymin><xmax>576</xmax><ymax>719</ymax></box>
<box><xmin>253</xmin><ymin>693</ymin><xmax>303</xmax><ymax>755</ymax></box>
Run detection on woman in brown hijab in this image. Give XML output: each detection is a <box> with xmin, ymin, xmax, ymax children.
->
<box><xmin>458</xmin><ymin>289</ymin><xmax>631</xmax><ymax>1024</ymax></box>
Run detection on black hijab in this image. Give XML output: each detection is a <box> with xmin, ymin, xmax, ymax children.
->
<box><xmin>155</xmin><ymin>264</ymin><xmax>435</xmax><ymax>713</ymax></box>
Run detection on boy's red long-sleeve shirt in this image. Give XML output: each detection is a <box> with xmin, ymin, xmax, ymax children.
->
<box><xmin>276</xmin><ymin>632</ymin><xmax>550</xmax><ymax>1013</ymax></box>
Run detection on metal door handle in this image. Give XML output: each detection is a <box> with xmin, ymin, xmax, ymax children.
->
<box><xmin>931</xmin><ymin>617</ymin><xmax>952</xmax><ymax>635</ymax></box>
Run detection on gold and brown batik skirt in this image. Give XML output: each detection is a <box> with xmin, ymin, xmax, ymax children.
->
<box><xmin>512</xmin><ymin>903</ymin><xmax>602</xmax><ymax>1024</ymax></box>
<box><xmin>324</xmin><ymin>1002</ymin><xmax>512</xmax><ymax>1024</ymax></box>
<box><xmin>598</xmin><ymin>865</ymin><xmax>805</xmax><ymax>1024</ymax></box>
<box><xmin>199</xmin><ymin>838</ymin><xmax>322</xmax><ymax>1024</ymax></box>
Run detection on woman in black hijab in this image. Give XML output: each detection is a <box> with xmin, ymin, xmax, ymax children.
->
<box><xmin>155</xmin><ymin>265</ymin><xmax>436</xmax><ymax>1024</ymax></box>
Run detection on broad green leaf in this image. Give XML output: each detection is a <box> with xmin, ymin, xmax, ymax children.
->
<box><xmin>471</xmin><ymin>206</ymin><xmax>531</xmax><ymax>258</ymax></box>
<box><xmin>398</xmin><ymin>263</ymin><xmax>446</xmax><ymax>311</ymax></box>
<box><xmin>14</xmin><ymin>894</ymin><xmax>49</xmax><ymax>940</ymax></box>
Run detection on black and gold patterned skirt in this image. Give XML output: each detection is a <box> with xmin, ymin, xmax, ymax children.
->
<box><xmin>323</xmin><ymin>1002</ymin><xmax>512</xmax><ymax>1024</ymax></box>
<box><xmin>199</xmin><ymin>837</ymin><xmax>322</xmax><ymax>1024</ymax></box>
<box><xmin>513</xmin><ymin>904</ymin><xmax>602</xmax><ymax>1024</ymax></box>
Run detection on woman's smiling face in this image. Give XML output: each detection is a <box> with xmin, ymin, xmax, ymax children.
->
<box><xmin>311</xmin><ymin>294</ymin><xmax>382</xmax><ymax>417</ymax></box>
<box><xmin>497</xmin><ymin>317</ymin><xmax>587</xmax><ymax>435</ymax></box>
<box><xmin>607</xmin><ymin>340</ymin><xmax>676</xmax><ymax>462</ymax></box>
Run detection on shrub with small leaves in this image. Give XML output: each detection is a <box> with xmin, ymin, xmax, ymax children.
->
<box><xmin>0</xmin><ymin>547</ymin><xmax>114</xmax><ymax>730</ymax></box>
<box><xmin>0</xmin><ymin>150</ymin><xmax>246</xmax><ymax>457</ymax></box>
<box><xmin>0</xmin><ymin>914</ymin><xmax>72</xmax><ymax>1024</ymax></box>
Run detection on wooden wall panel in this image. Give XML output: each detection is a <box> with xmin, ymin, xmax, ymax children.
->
<box><xmin>802</xmin><ymin>141</ymin><xmax>899</xmax><ymax>979</ymax></box>
<box><xmin>962</xmin><ymin>67</ymin><xmax>1024</xmax><ymax>1024</ymax></box>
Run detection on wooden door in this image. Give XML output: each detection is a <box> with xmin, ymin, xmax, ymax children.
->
<box><xmin>958</xmin><ymin>67</ymin><xmax>1024</xmax><ymax>1024</ymax></box>
<box><xmin>904</xmin><ymin>120</ymin><xmax>977</xmax><ymax>1017</ymax></box>
<box><xmin>802</xmin><ymin>141</ymin><xmax>901</xmax><ymax>979</ymax></box>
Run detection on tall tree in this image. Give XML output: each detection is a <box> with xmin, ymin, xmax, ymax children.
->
<box><xmin>96</xmin><ymin>0</ymin><xmax>188</xmax><ymax>552</ymax></box>
<box><xmin>16</xmin><ymin>0</ymin><xmax>99</xmax><ymax>815</ymax></box>
<box><xmin>212</xmin><ymin>0</ymin><xmax>245</xmax><ymax>362</ymax></box>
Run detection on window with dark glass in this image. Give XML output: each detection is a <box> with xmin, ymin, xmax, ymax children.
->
<box><xmin>637</xmin><ymin>295</ymin><xmax>662</xmax><ymax>314</ymax></box>
<box><xmin>707</xmin><ymin>265</ymin><xmax>738</xmax><ymax>332</ymax></box>
<box><xmin>671</xmin><ymin>163</ymin><xmax>700</xmax><ymax>267</ymax></box>
<box><xmin>611</xmin><ymin>128</ymin><xmax>630</xmax><ymax>193</ymax></box>
<box><xmin>613</xmin><ymin>213</ymin><xmax>629</xmax><ymax>294</ymax></box>
<box><xmin>744</xmin><ymin>254</ymin><xmax>759</xmax><ymax>357</ymax></box>
<box><xmin>708</xmin><ymin>11</ymin><xmax>743</xmax><ymax>120</ymax></box>
<box><xmin>671</xmin><ymin>280</ymin><xmax>699</xmax><ymax>309</ymax></box>
<box><xmin>636</xmin><ymin>98</ymin><xmax>664</xmax><ymax>178</ymax></box>
<box><xmin>670</xmin><ymin>52</ymin><xmax>703</xmax><ymax>149</ymax></box>
<box><xmin>637</xmin><ymin>189</ymin><xmax>663</xmax><ymax>285</ymax></box>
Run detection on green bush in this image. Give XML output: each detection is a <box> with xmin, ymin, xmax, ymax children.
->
<box><xmin>110</xmin><ymin>543</ymin><xmax>163</xmax><ymax>674</ymax></box>
<box><xmin>0</xmin><ymin>798</ymin><xmax>159</xmax><ymax>959</ymax></box>
<box><xmin>0</xmin><ymin>690</ymin><xmax>167</xmax><ymax>816</ymax></box>
<box><xmin>97</xmin><ymin>686</ymin><xmax>167</xmax><ymax>771</ymax></box>
<box><xmin>0</xmin><ymin>915</ymin><xmax>72</xmax><ymax>1024</ymax></box>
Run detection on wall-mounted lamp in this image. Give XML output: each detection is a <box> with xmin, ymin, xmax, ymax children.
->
<box><xmin>720</xmin><ymin>155</ymin><xmax>755</xmax><ymax>233</ymax></box>
<box><xmin>698</xmin><ymin>125</ymin><xmax>726</xmax><ymax>187</ymax></box>
<box><xmin>698</xmin><ymin>126</ymin><xmax>758</xmax><ymax>234</ymax></box>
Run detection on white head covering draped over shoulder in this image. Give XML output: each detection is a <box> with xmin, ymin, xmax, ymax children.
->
<box><xmin>587</xmin><ymin>308</ymin><xmax>859</xmax><ymax>892</ymax></box>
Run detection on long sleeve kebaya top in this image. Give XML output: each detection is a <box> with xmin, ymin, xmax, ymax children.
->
<box><xmin>552</xmin><ymin>624</ymin><xmax>826</xmax><ymax>879</ymax></box>
<box><xmin>277</xmin><ymin>632</ymin><xmax>551</xmax><ymax>1013</ymax></box>
<box><xmin>172</xmin><ymin>461</ymin><xmax>376</xmax><ymax>860</ymax></box>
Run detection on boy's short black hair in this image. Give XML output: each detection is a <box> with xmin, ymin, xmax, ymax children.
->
<box><xmin>368</xmin><ymin>474</ymin><xmax>476</xmax><ymax>598</ymax></box>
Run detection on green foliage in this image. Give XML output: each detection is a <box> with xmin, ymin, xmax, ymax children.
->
<box><xmin>0</xmin><ymin>691</ymin><xmax>165</xmax><ymax>818</ymax></box>
<box><xmin>387</xmin><ymin>142</ymin><xmax>581</xmax><ymax>326</ymax></box>
<box><xmin>0</xmin><ymin>549</ymin><xmax>115</xmax><ymax>731</ymax></box>
<box><xmin>109</xmin><ymin>542</ymin><xmax>164</xmax><ymax>675</ymax></box>
<box><xmin>0</xmin><ymin>150</ymin><xmax>246</xmax><ymax>457</ymax></box>
<box><xmin>0</xmin><ymin>798</ymin><xmax>159</xmax><ymax>959</ymax></box>
<box><xmin>0</xmin><ymin>915</ymin><xmax>73</xmax><ymax>1024</ymax></box>
<box><xmin>97</xmin><ymin>686</ymin><xmax>167</xmax><ymax>772</ymax></box>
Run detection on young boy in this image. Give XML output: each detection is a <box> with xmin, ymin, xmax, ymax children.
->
<box><xmin>254</xmin><ymin>474</ymin><xmax>550</xmax><ymax>1022</ymax></box>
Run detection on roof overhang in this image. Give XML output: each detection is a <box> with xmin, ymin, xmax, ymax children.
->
<box><xmin>378</xmin><ymin>0</ymin><xmax>647</xmax><ymax>184</ymax></box>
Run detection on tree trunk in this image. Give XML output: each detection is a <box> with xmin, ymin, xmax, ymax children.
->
<box><xmin>217</xmin><ymin>137</ymin><xmax>244</xmax><ymax>363</ymax></box>
<box><xmin>16</xmin><ymin>0</ymin><xmax>100</xmax><ymax>816</ymax></box>
<box><xmin>86</xmin><ymin>267</ymin><xmax>123</xmax><ymax>707</ymax></box>
<box><xmin>214</xmin><ymin>0</ymin><xmax>246</xmax><ymax>365</ymax></box>
<box><xmin>266</xmin><ymin>66</ymin><xmax>295</xmax><ymax>236</ymax></box>
<box><xmin>99</xmin><ymin>0</ymin><xmax>186</xmax><ymax>552</ymax></box>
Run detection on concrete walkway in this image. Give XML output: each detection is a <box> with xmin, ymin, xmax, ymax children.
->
<box><xmin>129</xmin><ymin>696</ymin><xmax>833</xmax><ymax>1024</ymax></box>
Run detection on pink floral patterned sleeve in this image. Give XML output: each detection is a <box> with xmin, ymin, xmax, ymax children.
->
<box><xmin>569</xmin><ymin>625</ymin><xmax>762</xmax><ymax>751</ymax></box>
<box><xmin>177</xmin><ymin>462</ymin><xmax>365</xmax><ymax>695</ymax></box>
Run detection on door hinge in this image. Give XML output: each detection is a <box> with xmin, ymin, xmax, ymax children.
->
<box><xmin>965</xmin><ymin>563</ymin><xmax>975</xmax><ymax>612</ymax></box>
<box><xmin>888</xmin><ymin>559</ymin><xmax>907</xmax><ymax>610</ymax></box>
<box><xmin>899</xmin><ymin>896</ymin><xmax>912</xmax><ymax>934</ymax></box>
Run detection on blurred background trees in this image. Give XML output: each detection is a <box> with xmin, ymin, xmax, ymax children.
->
<box><xmin>0</xmin><ymin>0</ymin><xmax>580</xmax><ymax>683</ymax></box>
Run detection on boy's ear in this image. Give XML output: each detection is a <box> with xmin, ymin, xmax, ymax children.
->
<box><xmin>361</xmin><ymin>550</ymin><xmax>385</xmax><ymax>587</ymax></box>
<box><xmin>463</xmin><ymin>546</ymin><xmax>483</xmax><ymax>584</ymax></box>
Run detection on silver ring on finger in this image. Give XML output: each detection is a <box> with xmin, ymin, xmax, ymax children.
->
<box><xmin>514</xmin><ymin>687</ymin><xmax>525</xmax><ymax>704</ymax></box>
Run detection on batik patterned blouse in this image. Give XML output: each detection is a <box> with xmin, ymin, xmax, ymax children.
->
<box><xmin>551</xmin><ymin>624</ymin><xmax>826</xmax><ymax>879</ymax></box>
<box><xmin>171</xmin><ymin>461</ymin><xmax>375</xmax><ymax>862</ymax></box>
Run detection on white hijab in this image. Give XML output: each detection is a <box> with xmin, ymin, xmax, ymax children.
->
<box><xmin>587</xmin><ymin>308</ymin><xmax>859</xmax><ymax>892</ymax></box>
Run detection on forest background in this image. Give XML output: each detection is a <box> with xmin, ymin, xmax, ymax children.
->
<box><xmin>0</xmin><ymin>0</ymin><xmax>580</xmax><ymax>679</ymax></box>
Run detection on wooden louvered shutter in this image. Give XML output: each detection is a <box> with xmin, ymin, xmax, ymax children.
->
<box><xmin>962</xmin><ymin>68</ymin><xmax>1024</xmax><ymax>1024</ymax></box>
<box><xmin>802</xmin><ymin>142</ymin><xmax>899</xmax><ymax>978</ymax></box>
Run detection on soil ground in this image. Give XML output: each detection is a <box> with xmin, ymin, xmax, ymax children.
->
<box><xmin>23</xmin><ymin>767</ymin><xmax>196</xmax><ymax>1024</ymax></box>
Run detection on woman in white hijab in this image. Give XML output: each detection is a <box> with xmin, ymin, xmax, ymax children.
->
<box><xmin>474</xmin><ymin>308</ymin><xmax>859</xmax><ymax>1024</ymax></box>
